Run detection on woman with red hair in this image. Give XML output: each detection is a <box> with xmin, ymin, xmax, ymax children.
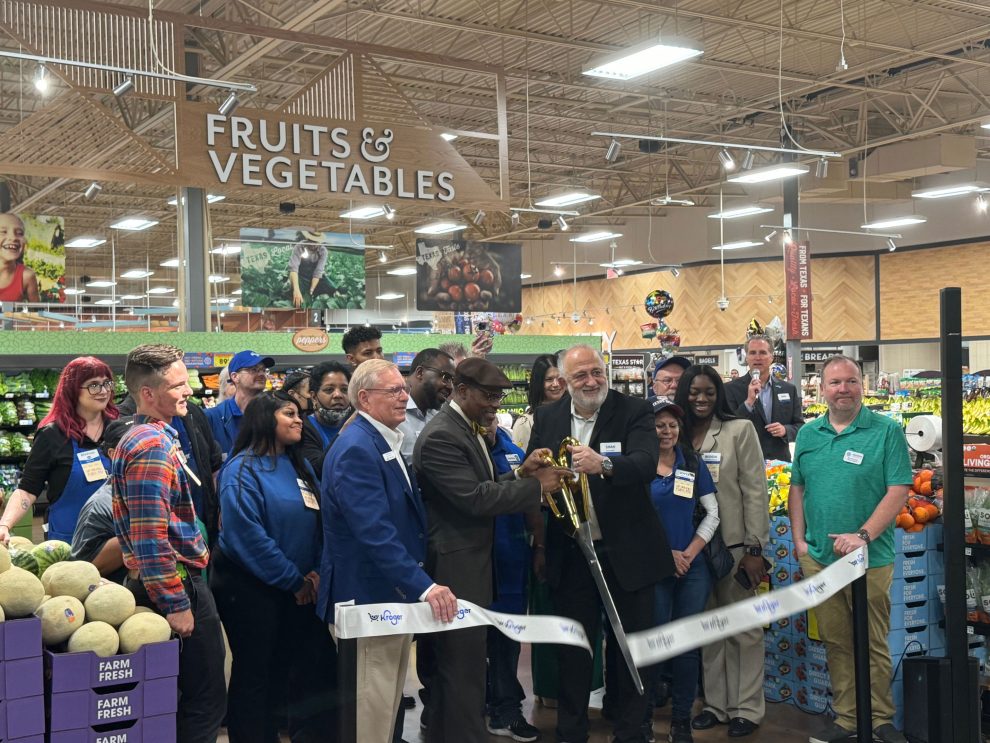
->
<box><xmin>0</xmin><ymin>356</ymin><xmax>119</xmax><ymax>543</ymax></box>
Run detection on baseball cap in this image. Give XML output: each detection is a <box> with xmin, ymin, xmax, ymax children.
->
<box><xmin>651</xmin><ymin>397</ymin><xmax>684</xmax><ymax>419</ymax></box>
<box><xmin>653</xmin><ymin>355</ymin><xmax>691</xmax><ymax>379</ymax></box>
<box><xmin>229</xmin><ymin>350</ymin><xmax>275</xmax><ymax>374</ymax></box>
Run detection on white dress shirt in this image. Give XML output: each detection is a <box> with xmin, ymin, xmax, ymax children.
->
<box><xmin>359</xmin><ymin>411</ymin><xmax>411</xmax><ymax>489</ymax></box>
<box><xmin>570</xmin><ymin>401</ymin><xmax>603</xmax><ymax>540</ymax></box>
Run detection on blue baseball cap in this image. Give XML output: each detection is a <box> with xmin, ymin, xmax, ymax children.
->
<box><xmin>228</xmin><ymin>350</ymin><xmax>275</xmax><ymax>374</ymax></box>
<box><xmin>653</xmin><ymin>355</ymin><xmax>691</xmax><ymax>379</ymax></box>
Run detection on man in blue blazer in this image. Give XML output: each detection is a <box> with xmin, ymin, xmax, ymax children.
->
<box><xmin>319</xmin><ymin>359</ymin><xmax>458</xmax><ymax>743</ymax></box>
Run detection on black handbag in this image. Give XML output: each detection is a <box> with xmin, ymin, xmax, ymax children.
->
<box><xmin>686</xmin><ymin>452</ymin><xmax>735</xmax><ymax>581</ymax></box>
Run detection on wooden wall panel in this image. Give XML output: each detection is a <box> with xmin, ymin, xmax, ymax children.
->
<box><xmin>521</xmin><ymin>254</ymin><xmax>876</xmax><ymax>349</ymax></box>
<box><xmin>879</xmin><ymin>242</ymin><xmax>990</xmax><ymax>339</ymax></box>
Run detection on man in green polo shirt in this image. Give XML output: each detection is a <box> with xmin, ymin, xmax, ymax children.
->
<box><xmin>789</xmin><ymin>355</ymin><xmax>912</xmax><ymax>743</ymax></box>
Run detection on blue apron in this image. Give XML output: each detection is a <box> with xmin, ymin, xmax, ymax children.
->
<box><xmin>47</xmin><ymin>440</ymin><xmax>110</xmax><ymax>543</ymax></box>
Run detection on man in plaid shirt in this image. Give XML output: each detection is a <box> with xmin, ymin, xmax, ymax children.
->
<box><xmin>112</xmin><ymin>344</ymin><xmax>226</xmax><ymax>743</ymax></box>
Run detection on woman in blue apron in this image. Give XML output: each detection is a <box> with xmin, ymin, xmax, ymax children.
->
<box><xmin>0</xmin><ymin>356</ymin><xmax>119</xmax><ymax>545</ymax></box>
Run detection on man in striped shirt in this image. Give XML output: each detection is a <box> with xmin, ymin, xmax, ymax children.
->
<box><xmin>112</xmin><ymin>344</ymin><xmax>226</xmax><ymax>743</ymax></box>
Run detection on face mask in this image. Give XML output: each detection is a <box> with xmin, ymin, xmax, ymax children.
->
<box><xmin>317</xmin><ymin>406</ymin><xmax>352</xmax><ymax>427</ymax></box>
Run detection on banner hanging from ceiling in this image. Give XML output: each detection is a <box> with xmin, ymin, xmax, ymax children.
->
<box><xmin>0</xmin><ymin>212</ymin><xmax>65</xmax><ymax>304</ymax></box>
<box><xmin>784</xmin><ymin>240</ymin><xmax>813</xmax><ymax>340</ymax></box>
<box><xmin>239</xmin><ymin>228</ymin><xmax>366</xmax><ymax>310</ymax></box>
<box><xmin>415</xmin><ymin>239</ymin><xmax>521</xmax><ymax>313</ymax></box>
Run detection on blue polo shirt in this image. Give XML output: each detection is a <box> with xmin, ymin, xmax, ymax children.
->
<box><xmin>204</xmin><ymin>396</ymin><xmax>243</xmax><ymax>459</ymax></box>
<box><xmin>490</xmin><ymin>428</ymin><xmax>529</xmax><ymax>613</ymax></box>
<box><xmin>649</xmin><ymin>446</ymin><xmax>716</xmax><ymax>551</ymax></box>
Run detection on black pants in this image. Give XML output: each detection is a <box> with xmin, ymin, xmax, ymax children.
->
<box><xmin>486</xmin><ymin>626</ymin><xmax>525</xmax><ymax>725</ymax></box>
<box><xmin>550</xmin><ymin>541</ymin><xmax>654</xmax><ymax>743</ymax></box>
<box><xmin>209</xmin><ymin>548</ymin><xmax>337</xmax><ymax>743</ymax></box>
<box><xmin>125</xmin><ymin>573</ymin><xmax>227</xmax><ymax>743</ymax></box>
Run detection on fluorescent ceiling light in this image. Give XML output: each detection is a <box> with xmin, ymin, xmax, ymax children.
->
<box><xmin>375</xmin><ymin>292</ymin><xmax>405</xmax><ymax>300</ymax></box>
<box><xmin>210</xmin><ymin>244</ymin><xmax>242</xmax><ymax>255</ymax></box>
<box><xmin>440</xmin><ymin>133</ymin><xmax>458</xmax><ymax>142</ymax></box>
<box><xmin>569</xmin><ymin>231</ymin><xmax>623</xmax><ymax>243</ymax></box>
<box><xmin>120</xmin><ymin>269</ymin><xmax>154</xmax><ymax>279</ymax></box>
<box><xmin>535</xmin><ymin>192</ymin><xmax>600</xmax><ymax>208</ymax></box>
<box><xmin>208</xmin><ymin>275</ymin><xmax>229</xmax><ymax>283</ymax></box>
<box><xmin>119</xmin><ymin>294</ymin><xmax>143</xmax><ymax>300</ymax></box>
<box><xmin>85</xmin><ymin>280</ymin><xmax>116</xmax><ymax>288</ymax></box>
<box><xmin>159</xmin><ymin>258</ymin><xmax>182</xmax><ymax>268</ymax></box>
<box><xmin>727</xmin><ymin>164</ymin><xmax>809</xmax><ymax>184</ymax></box>
<box><xmin>232</xmin><ymin>288</ymin><xmax>242</xmax><ymax>295</ymax></box>
<box><xmin>64</xmin><ymin>288</ymin><xmax>85</xmax><ymax>295</ymax></box>
<box><xmin>651</xmin><ymin>196</ymin><xmax>695</xmax><ymax>207</ymax></box>
<box><xmin>386</xmin><ymin>267</ymin><xmax>418</xmax><ymax>276</ymax></box>
<box><xmin>414</xmin><ymin>222</ymin><xmax>467</xmax><ymax>234</ymax></box>
<box><xmin>599</xmin><ymin>259</ymin><xmax>642</xmax><ymax>267</ymax></box>
<box><xmin>911</xmin><ymin>183</ymin><xmax>990</xmax><ymax>199</ymax></box>
<box><xmin>982</xmin><ymin>122</ymin><xmax>990</xmax><ymax>129</ymax></box>
<box><xmin>583</xmin><ymin>37</ymin><xmax>703</xmax><ymax>80</ymax></box>
<box><xmin>211</xmin><ymin>297</ymin><xmax>235</xmax><ymax>305</ymax></box>
<box><xmin>861</xmin><ymin>216</ymin><xmax>927</xmax><ymax>229</ymax></box>
<box><xmin>146</xmin><ymin>287</ymin><xmax>175</xmax><ymax>294</ymax></box>
<box><xmin>711</xmin><ymin>240</ymin><xmax>762</xmax><ymax>251</ymax></box>
<box><xmin>340</xmin><ymin>206</ymin><xmax>386</xmax><ymax>219</ymax></box>
<box><xmin>167</xmin><ymin>194</ymin><xmax>225</xmax><ymax>206</ymax></box>
<box><xmin>520</xmin><ymin>273</ymin><xmax>532</xmax><ymax>279</ymax></box>
<box><xmin>65</xmin><ymin>237</ymin><xmax>106</xmax><ymax>248</ymax></box>
<box><xmin>95</xmin><ymin>299</ymin><xmax>120</xmax><ymax>305</ymax></box>
<box><xmin>708</xmin><ymin>206</ymin><xmax>773</xmax><ymax>220</ymax></box>
<box><xmin>111</xmin><ymin>217</ymin><xmax>158</xmax><ymax>231</ymax></box>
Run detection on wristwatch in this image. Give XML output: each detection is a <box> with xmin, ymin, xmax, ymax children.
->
<box><xmin>744</xmin><ymin>544</ymin><xmax>763</xmax><ymax>557</ymax></box>
<box><xmin>856</xmin><ymin>529</ymin><xmax>872</xmax><ymax>544</ymax></box>
<box><xmin>600</xmin><ymin>457</ymin><xmax>614</xmax><ymax>477</ymax></box>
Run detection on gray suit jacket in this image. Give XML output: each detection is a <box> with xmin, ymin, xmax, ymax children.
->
<box><xmin>413</xmin><ymin>402</ymin><xmax>542</xmax><ymax>606</ymax></box>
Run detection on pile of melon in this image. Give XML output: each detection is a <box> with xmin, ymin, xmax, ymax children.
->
<box><xmin>0</xmin><ymin>539</ymin><xmax>171</xmax><ymax>657</ymax></box>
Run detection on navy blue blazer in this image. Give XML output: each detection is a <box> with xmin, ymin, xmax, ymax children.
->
<box><xmin>316</xmin><ymin>414</ymin><xmax>432</xmax><ymax>623</ymax></box>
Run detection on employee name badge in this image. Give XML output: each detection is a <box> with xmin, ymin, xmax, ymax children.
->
<box><xmin>673</xmin><ymin>469</ymin><xmax>695</xmax><ymax>498</ymax></box>
<box><xmin>77</xmin><ymin>449</ymin><xmax>107</xmax><ymax>483</ymax></box>
<box><xmin>506</xmin><ymin>453</ymin><xmax>521</xmax><ymax>466</ymax></box>
<box><xmin>383</xmin><ymin>450</ymin><xmax>398</xmax><ymax>462</ymax></box>
<box><xmin>600</xmin><ymin>442</ymin><xmax>622</xmax><ymax>455</ymax></box>
<box><xmin>777</xmin><ymin>392</ymin><xmax>791</xmax><ymax>403</ymax></box>
<box><xmin>843</xmin><ymin>450</ymin><xmax>864</xmax><ymax>466</ymax></box>
<box><xmin>298</xmin><ymin>478</ymin><xmax>320</xmax><ymax>511</ymax></box>
<box><xmin>701</xmin><ymin>452</ymin><xmax>722</xmax><ymax>483</ymax></box>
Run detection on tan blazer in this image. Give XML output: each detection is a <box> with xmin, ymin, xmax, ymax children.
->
<box><xmin>699</xmin><ymin>417</ymin><xmax>769</xmax><ymax>549</ymax></box>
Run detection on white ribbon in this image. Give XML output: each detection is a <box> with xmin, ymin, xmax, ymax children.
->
<box><xmin>627</xmin><ymin>546</ymin><xmax>868</xmax><ymax>666</ymax></box>
<box><xmin>334</xmin><ymin>599</ymin><xmax>592</xmax><ymax>652</ymax></box>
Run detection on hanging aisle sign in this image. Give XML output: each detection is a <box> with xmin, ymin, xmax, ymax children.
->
<box><xmin>176</xmin><ymin>103</ymin><xmax>504</xmax><ymax>207</ymax></box>
<box><xmin>784</xmin><ymin>240</ymin><xmax>813</xmax><ymax>340</ymax></box>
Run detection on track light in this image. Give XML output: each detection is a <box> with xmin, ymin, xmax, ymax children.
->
<box><xmin>764</xmin><ymin>230</ymin><xmax>777</xmax><ymax>243</ymax></box>
<box><xmin>113</xmin><ymin>76</ymin><xmax>134</xmax><ymax>97</ymax></box>
<box><xmin>34</xmin><ymin>65</ymin><xmax>49</xmax><ymax>94</ymax></box>
<box><xmin>717</xmin><ymin>148</ymin><xmax>735</xmax><ymax>171</ymax></box>
<box><xmin>382</xmin><ymin>203</ymin><xmax>396</xmax><ymax>220</ymax></box>
<box><xmin>472</xmin><ymin>210</ymin><xmax>486</xmax><ymax>226</ymax></box>
<box><xmin>556</xmin><ymin>215</ymin><xmax>569</xmax><ymax>231</ymax></box>
<box><xmin>741</xmin><ymin>151</ymin><xmax>755</xmax><ymax>171</ymax></box>
<box><xmin>605</xmin><ymin>138</ymin><xmax>621</xmax><ymax>163</ymax></box>
<box><xmin>670</xmin><ymin>267</ymin><xmax>680</xmax><ymax>278</ymax></box>
<box><xmin>886</xmin><ymin>238</ymin><xmax>897</xmax><ymax>252</ymax></box>
<box><xmin>378</xmin><ymin>251</ymin><xmax>387</xmax><ymax>263</ymax></box>
<box><xmin>84</xmin><ymin>182</ymin><xmax>102</xmax><ymax>200</ymax></box>
<box><xmin>218</xmin><ymin>92</ymin><xmax>239</xmax><ymax>116</ymax></box>
<box><xmin>553</xmin><ymin>264</ymin><xmax>564</xmax><ymax>277</ymax></box>
<box><xmin>815</xmin><ymin>158</ymin><xmax>828</xmax><ymax>178</ymax></box>
<box><xmin>510</xmin><ymin>212</ymin><xmax>521</xmax><ymax>227</ymax></box>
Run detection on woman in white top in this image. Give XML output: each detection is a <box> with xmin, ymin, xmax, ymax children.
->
<box><xmin>511</xmin><ymin>354</ymin><xmax>564</xmax><ymax>450</ymax></box>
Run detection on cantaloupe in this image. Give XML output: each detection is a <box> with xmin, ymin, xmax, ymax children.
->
<box><xmin>0</xmin><ymin>566</ymin><xmax>45</xmax><ymax>617</ymax></box>
<box><xmin>133</xmin><ymin>606</ymin><xmax>155</xmax><ymax>615</ymax></box>
<box><xmin>9</xmin><ymin>548</ymin><xmax>39</xmax><ymax>576</ymax></box>
<box><xmin>7</xmin><ymin>536</ymin><xmax>34</xmax><ymax>550</ymax></box>
<box><xmin>0</xmin><ymin>604</ymin><xmax>5</xmax><ymax>621</ymax></box>
<box><xmin>117</xmin><ymin>612</ymin><xmax>171</xmax><ymax>653</ymax></box>
<box><xmin>43</xmin><ymin>561</ymin><xmax>100</xmax><ymax>602</ymax></box>
<box><xmin>84</xmin><ymin>583</ymin><xmax>135</xmax><ymax>627</ymax></box>
<box><xmin>0</xmin><ymin>544</ymin><xmax>9</xmax><ymax>574</ymax></box>
<box><xmin>31</xmin><ymin>540</ymin><xmax>71</xmax><ymax>574</ymax></box>
<box><xmin>36</xmin><ymin>596</ymin><xmax>85</xmax><ymax>645</ymax></box>
<box><xmin>67</xmin><ymin>621</ymin><xmax>119</xmax><ymax>657</ymax></box>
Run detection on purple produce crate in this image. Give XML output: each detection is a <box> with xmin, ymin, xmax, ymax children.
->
<box><xmin>0</xmin><ymin>694</ymin><xmax>45</xmax><ymax>739</ymax></box>
<box><xmin>1</xmin><ymin>655</ymin><xmax>43</xmax><ymax>700</ymax></box>
<box><xmin>48</xmin><ymin>677</ymin><xmax>177</xmax><ymax>732</ymax></box>
<box><xmin>45</xmin><ymin>641</ymin><xmax>178</xmax><ymax>694</ymax></box>
<box><xmin>0</xmin><ymin>618</ymin><xmax>42</xmax><ymax>661</ymax></box>
<box><xmin>0</xmin><ymin>737</ymin><xmax>43</xmax><ymax>743</ymax></box>
<box><xmin>46</xmin><ymin>713</ymin><xmax>176</xmax><ymax>743</ymax></box>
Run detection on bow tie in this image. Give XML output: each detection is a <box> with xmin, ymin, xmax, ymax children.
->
<box><xmin>471</xmin><ymin>421</ymin><xmax>488</xmax><ymax>437</ymax></box>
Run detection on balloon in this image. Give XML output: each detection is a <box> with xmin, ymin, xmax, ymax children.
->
<box><xmin>644</xmin><ymin>290</ymin><xmax>675</xmax><ymax>319</ymax></box>
<box><xmin>506</xmin><ymin>314</ymin><xmax>523</xmax><ymax>333</ymax></box>
<box><xmin>491</xmin><ymin>319</ymin><xmax>506</xmax><ymax>335</ymax></box>
<box><xmin>641</xmin><ymin>322</ymin><xmax>658</xmax><ymax>339</ymax></box>
<box><xmin>771</xmin><ymin>363</ymin><xmax>787</xmax><ymax>381</ymax></box>
<box><xmin>747</xmin><ymin>318</ymin><xmax>765</xmax><ymax>337</ymax></box>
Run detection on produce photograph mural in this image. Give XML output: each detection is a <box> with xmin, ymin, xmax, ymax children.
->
<box><xmin>415</xmin><ymin>239</ymin><xmax>521</xmax><ymax>312</ymax></box>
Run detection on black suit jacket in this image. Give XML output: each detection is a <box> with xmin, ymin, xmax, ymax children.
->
<box><xmin>528</xmin><ymin>389</ymin><xmax>673</xmax><ymax>592</ymax></box>
<box><xmin>724</xmin><ymin>375</ymin><xmax>803</xmax><ymax>462</ymax></box>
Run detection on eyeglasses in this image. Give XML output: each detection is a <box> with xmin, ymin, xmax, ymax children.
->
<box><xmin>235</xmin><ymin>363</ymin><xmax>269</xmax><ymax>375</ymax></box>
<box><xmin>470</xmin><ymin>386</ymin><xmax>508</xmax><ymax>403</ymax></box>
<box><xmin>420</xmin><ymin>365</ymin><xmax>454</xmax><ymax>384</ymax></box>
<box><xmin>83</xmin><ymin>380</ymin><xmax>114</xmax><ymax>395</ymax></box>
<box><xmin>366</xmin><ymin>385</ymin><xmax>411</xmax><ymax>399</ymax></box>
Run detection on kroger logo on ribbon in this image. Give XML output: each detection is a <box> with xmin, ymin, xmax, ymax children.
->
<box><xmin>847</xmin><ymin>552</ymin><xmax>866</xmax><ymax>567</ymax></box>
<box><xmin>700</xmin><ymin>614</ymin><xmax>729</xmax><ymax>633</ymax></box>
<box><xmin>367</xmin><ymin>610</ymin><xmax>403</xmax><ymax>626</ymax></box>
<box><xmin>455</xmin><ymin>607</ymin><xmax>472</xmax><ymax>620</ymax></box>
<box><xmin>802</xmin><ymin>579</ymin><xmax>828</xmax><ymax>599</ymax></box>
<box><xmin>752</xmin><ymin>597</ymin><xmax>782</xmax><ymax>617</ymax></box>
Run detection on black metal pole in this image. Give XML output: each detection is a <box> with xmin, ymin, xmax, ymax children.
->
<box><xmin>336</xmin><ymin>636</ymin><xmax>357</xmax><ymax>743</ymax></box>
<box><xmin>851</xmin><ymin>574</ymin><xmax>872</xmax><ymax>742</ymax></box>
<box><xmin>940</xmin><ymin>287</ymin><xmax>975</xmax><ymax>742</ymax></box>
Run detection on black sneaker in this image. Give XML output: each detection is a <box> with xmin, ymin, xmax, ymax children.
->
<box><xmin>809</xmin><ymin>720</ymin><xmax>856</xmax><ymax>743</ymax></box>
<box><xmin>668</xmin><ymin>718</ymin><xmax>693</xmax><ymax>743</ymax></box>
<box><xmin>486</xmin><ymin>718</ymin><xmax>541</xmax><ymax>742</ymax></box>
<box><xmin>641</xmin><ymin>720</ymin><xmax>656</xmax><ymax>742</ymax></box>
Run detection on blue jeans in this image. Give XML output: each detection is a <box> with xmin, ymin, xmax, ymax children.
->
<box><xmin>649</xmin><ymin>557</ymin><xmax>713</xmax><ymax>721</ymax></box>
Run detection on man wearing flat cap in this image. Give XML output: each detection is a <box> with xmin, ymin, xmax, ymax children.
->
<box><xmin>414</xmin><ymin>358</ymin><xmax>565</xmax><ymax>743</ymax></box>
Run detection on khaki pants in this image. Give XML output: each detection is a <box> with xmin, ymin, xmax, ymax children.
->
<box><xmin>700</xmin><ymin>565</ymin><xmax>766</xmax><ymax>724</ymax></box>
<box><xmin>356</xmin><ymin>634</ymin><xmax>412</xmax><ymax>743</ymax></box>
<box><xmin>798</xmin><ymin>554</ymin><xmax>896</xmax><ymax>730</ymax></box>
